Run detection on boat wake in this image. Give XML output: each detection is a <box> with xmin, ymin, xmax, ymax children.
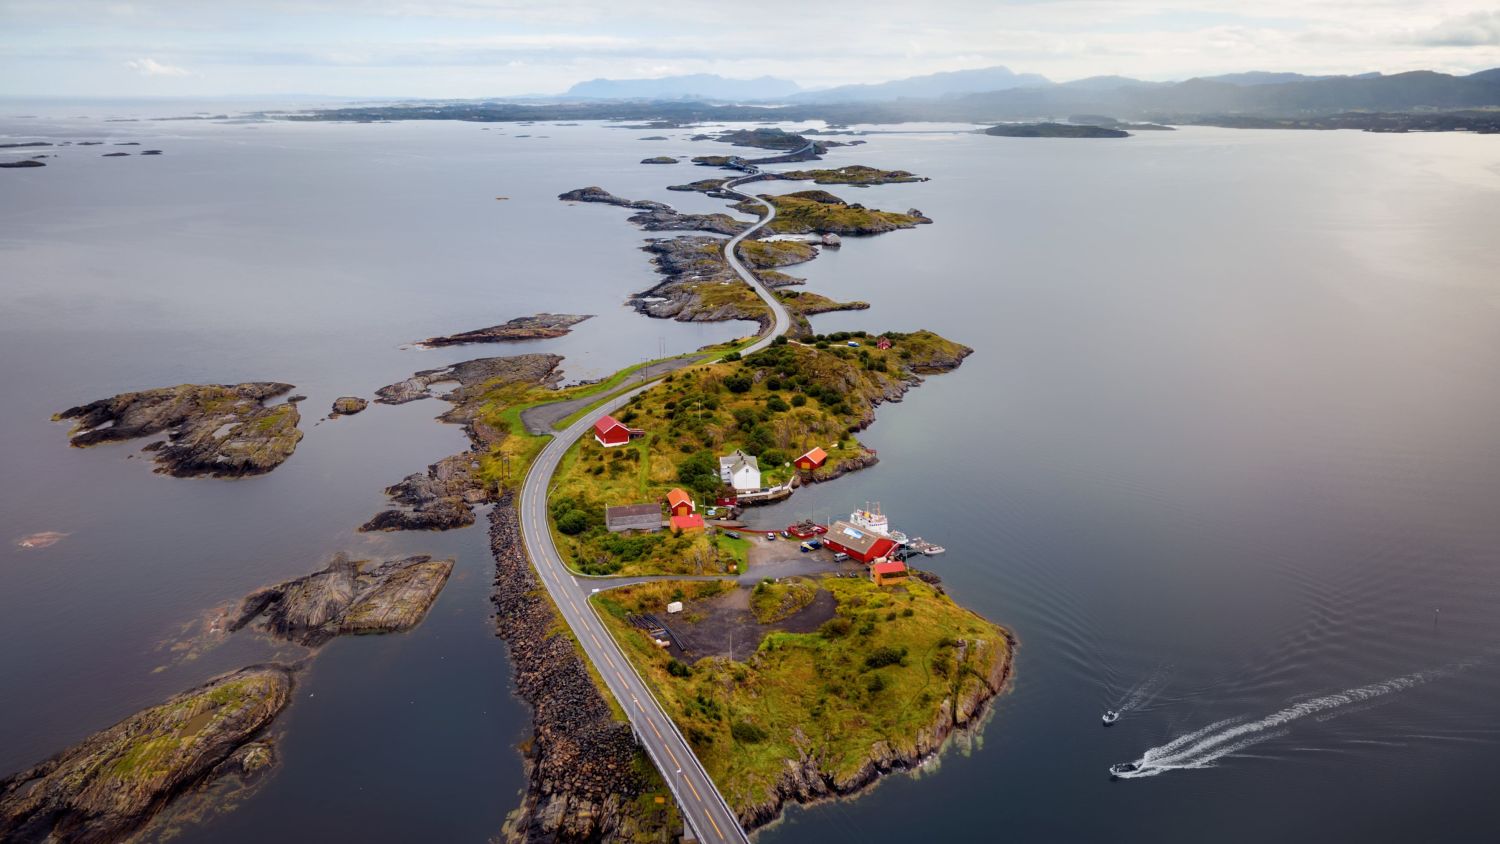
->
<box><xmin>1112</xmin><ymin>667</ymin><xmax>1455</xmax><ymax>779</ymax></box>
<box><xmin>1115</xmin><ymin>662</ymin><xmax>1174</xmax><ymax>713</ymax></box>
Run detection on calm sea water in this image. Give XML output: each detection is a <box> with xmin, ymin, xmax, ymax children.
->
<box><xmin>3</xmin><ymin>110</ymin><xmax>1499</xmax><ymax>842</ymax></box>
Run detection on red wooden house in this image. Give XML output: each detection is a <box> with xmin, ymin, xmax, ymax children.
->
<box><xmin>666</xmin><ymin>488</ymin><xmax>695</xmax><ymax>517</ymax></box>
<box><xmin>794</xmin><ymin>447</ymin><xmax>828</xmax><ymax>471</ymax></box>
<box><xmin>593</xmin><ymin>414</ymin><xmax>642</xmax><ymax>447</ymax></box>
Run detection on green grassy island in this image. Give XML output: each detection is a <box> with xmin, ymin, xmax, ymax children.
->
<box><xmin>547</xmin><ymin>330</ymin><xmax>970</xmax><ymax>576</ymax></box>
<box><xmin>591</xmin><ymin>575</ymin><xmax>1013</xmax><ymax>826</ymax></box>
<box><xmin>735</xmin><ymin>190</ymin><xmax>931</xmax><ymax>235</ymax></box>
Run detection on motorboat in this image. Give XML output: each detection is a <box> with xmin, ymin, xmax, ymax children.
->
<box><xmin>1102</xmin><ymin>710</ymin><xmax>1120</xmax><ymax>726</ymax></box>
<box><xmin>1109</xmin><ymin>761</ymin><xmax>1140</xmax><ymax>778</ymax></box>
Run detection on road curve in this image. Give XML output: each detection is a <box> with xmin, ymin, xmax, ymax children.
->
<box><xmin>514</xmin><ymin>163</ymin><xmax>796</xmax><ymax>842</ymax></box>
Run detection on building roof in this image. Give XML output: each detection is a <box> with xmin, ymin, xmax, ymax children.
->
<box><xmin>606</xmin><ymin>503</ymin><xmax>661</xmax><ymax>521</ymax></box>
<box><xmin>825</xmin><ymin>520</ymin><xmax>897</xmax><ymax>557</ymax></box>
<box><xmin>670</xmin><ymin>513</ymin><xmax>706</xmax><ymax>531</ymax></box>
<box><xmin>720</xmin><ymin>449</ymin><xmax>759</xmax><ymax>473</ymax></box>
<box><xmin>872</xmin><ymin>559</ymin><xmax>907</xmax><ymax>576</ymax></box>
<box><xmin>666</xmin><ymin>488</ymin><xmax>693</xmax><ymax>511</ymax></box>
<box><xmin>797</xmin><ymin>446</ymin><xmax>828</xmax><ymax>465</ymax></box>
<box><xmin>595</xmin><ymin>414</ymin><xmax>626</xmax><ymax>435</ymax></box>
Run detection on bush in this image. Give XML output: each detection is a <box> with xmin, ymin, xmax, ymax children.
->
<box><xmin>723</xmin><ymin>351</ymin><xmax>742</xmax><ymax>362</ymax></box>
<box><xmin>666</xmin><ymin>659</ymin><xmax>691</xmax><ymax>678</ymax></box>
<box><xmin>819</xmin><ymin>617</ymin><xmax>852</xmax><ymax>639</ymax></box>
<box><xmin>730</xmin><ymin>721</ymin><xmax>768</xmax><ymax>744</ymax></box>
<box><xmin>772</xmin><ymin>335</ymin><xmax>788</xmax><ymax>346</ymax></box>
<box><xmin>865</xmin><ymin>674</ymin><xmax>886</xmax><ymax>694</ymax></box>
<box><xmin>864</xmin><ymin>645</ymin><xmax>908</xmax><ymax>669</ymax></box>
<box><xmin>557</xmin><ymin>510</ymin><xmax>592</xmax><ymax>535</ymax></box>
<box><xmin>765</xmin><ymin>395</ymin><xmax>789</xmax><ymax>413</ymax></box>
<box><xmin>791</xmin><ymin>394</ymin><xmax>807</xmax><ymax>408</ymax></box>
<box><xmin>724</xmin><ymin>374</ymin><xmax>752</xmax><ymax>393</ymax></box>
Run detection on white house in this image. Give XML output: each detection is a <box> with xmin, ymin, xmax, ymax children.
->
<box><xmin>719</xmin><ymin>449</ymin><xmax>761</xmax><ymax>492</ymax></box>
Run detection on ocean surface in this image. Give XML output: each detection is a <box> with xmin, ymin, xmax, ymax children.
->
<box><xmin>3</xmin><ymin>107</ymin><xmax>1499</xmax><ymax>842</ymax></box>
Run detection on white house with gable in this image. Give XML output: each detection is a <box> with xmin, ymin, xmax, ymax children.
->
<box><xmin>719</xmin><ymin>449</ymin><xmax>761</xmax><ymax>492</ymax></box>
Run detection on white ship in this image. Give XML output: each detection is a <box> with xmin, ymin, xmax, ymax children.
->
<box><xmin>850</xmin><ymin>503</ymin><xmax>908</xmax><ymax>545</ymax></box>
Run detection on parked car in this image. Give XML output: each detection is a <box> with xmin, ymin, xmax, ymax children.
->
<box><xmin>833</xmin><ymin>552</ymin><xmax>849</xmax><ymax>562</ymax></box>
<box><xmin>724</xmin><ymin>530</ymin><xmax>740</xmax><ymax>539</ymax></box>
<box><xmin>806</xmin><ymin>539</ymin><xmax>822</xmax><ymax>549</ymax></box>
<box><xmin>799</xmin><ymin>541</ymin><xmax>814</xmax><ymax>553</ymax></box>
<box><xmin>766</xmin><ymin>532</ymin><xmax>776</xmax><ymax>541</ymax></box>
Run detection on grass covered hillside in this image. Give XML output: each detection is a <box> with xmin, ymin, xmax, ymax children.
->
<box><xmin>777</xmin><ymin>165</ymin><xmax>928</xmax><ymax>185</ymax></box>
<box><xmin>736</xmin><ymin>190</ymin><xmax>931</xmax><ymax>236</ymax></box>
<box><xmin>548</xmin><ymin>330</ymin><xmax>971</xmax><ymax>576</ymax></box>
<box><xmin>591</xmin><ymin>575</ymin><xmax>1013</xmax><ymax>823</ymax></box>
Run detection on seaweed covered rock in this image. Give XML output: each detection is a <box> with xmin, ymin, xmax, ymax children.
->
<box><xmin>0</xmin><ymin>665</ymin><xmax>294</xmax><ymax>844</ymax></box>
<box><xmin>54</xmin><ymin>383</ymin><xmax>303</xmax><ymax>477</ymax></box>
<box><xmin>375</xmin><ymin>354</ymin><xmax>563</xmax><ymax>405</ymax></box>
<box><xmin>231</xmin><ymin>554</ymin><xmax>453</xmax><ymax>646</ymax></box>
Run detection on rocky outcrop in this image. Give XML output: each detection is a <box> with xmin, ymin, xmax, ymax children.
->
<box><xmin>329</xmin><ymin>396</ymin><xmax>368</xmax><ymax>417</ymax></box>
<box><xmin>800</xmin><ymin>449</ymin><xmax>879</xmax><ymax>484</ymax></box>
<box><xmin>557</xmin><ymin>186</ymin><xmax>667</xmax><ymax>210</ymax></box>
<box><xmin>0</xmin><ymin>160</ymin><xmax>46</xmax><ymax>169</ymax></box>
<box><xmin>0</xmin><ymin>665</ymin><xmax>294</xmax><ymax>844</ymax></box>
<box><xmin>489</xmin><ymin>500</ymin><xmax>654</xmax><ymax>843</ymax></box>
<box><xmin>361</xmin><ymin>454</ymin><xmax>487</xmax><ymax>531</ymax></box>
<box><xmin>230</xmin><ymin>554</ymin><xmax>453</xmax><ymax>647</ymax></box>
<box><xmin>630</xmin><ymin>236</ymin><xmax>770</xmax><ymax>330</ymax></box>
<box><xmin>418</xmin><ymin>313</ymin><xmax>593</xmax><ymax>347</ymax></box>
<box><xmin>375</xmin><ymin>354</ymin><xmax>563</xmax><ymax>405</ymax></box>
<box><xmin>55</xmin><ymin>383</ymin><xmax>303</xmax><ymax>478</ymax></box>
<box><xmin>738</xmin><ymin>630</ymin><xmax>1014</xmax><ymax>830</ymax></box>
<box><xmin>640</xmin><ymin>156</ymin><xmax>677</xmax><ymax>164</ymax></box>
<box><xmin>559</xmin><ymin>186</ymin><xmax>747</xmax><ymax>236</ymax></box>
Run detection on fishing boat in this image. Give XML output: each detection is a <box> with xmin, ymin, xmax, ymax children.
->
<box><xmin>1102</xmin><ymin>710</ymin><xmax>1120</xmax><ymax>726</ymax></box>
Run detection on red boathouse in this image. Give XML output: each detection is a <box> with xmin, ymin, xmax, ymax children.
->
<box><xmin>822</xmin><ymin>520</ymin><xmax>898</xmax><ymax>564</ymax></box>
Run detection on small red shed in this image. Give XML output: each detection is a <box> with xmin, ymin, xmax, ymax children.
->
<box><xmin>871</xmin><ymin>559</ymin><xmax>908</xmax><ymax>586</ymax></box>
<box><xmin>666</xmin><ymin>488</ymin><xmax>695</xmax><ymax>517</ymax></box>
<box><xmin>594</xmin><ymin>414</ymin><xmax>632</xmax><ymax>447</ymax></box>
<box><xmin>794</xmin><ymin>447</ymin><xmax>828</xmax><ymax>471</ymax></box>
<box><xmin>670</xmin><ymin>513</ymin><xmax>705</xmax><ymax>532</ymax></box>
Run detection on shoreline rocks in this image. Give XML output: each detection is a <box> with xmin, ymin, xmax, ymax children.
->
<box><xmin>55</xmin><ymin>383</ymin><xmax>304</xmax><ymax>478</ymax></box>
<box><xmin>361</xmin><ymin>454</ymin><xmax>486</xmax><ymax>531</ymax></box>
<box><xmin>230</xmin><ymin>554</ymin><xmax>453</xmax><ymax>647</ymax></box>
<box><xmin>0</xmin><ymin>665</ymin><xmax>295</xmax><ymax>844</ymax></box>
<box><xmin>488</xmin><ymin>499</ymin><xmax>655</xmax><ymax>842</ymax></box>
<box><xmin>418</xmin><ymin>313</ymin><xmax>593</xmax><ymax>348</ymax></box>
<box><xmin>375</xmin><ymin>354</ymin><xmax>563</xmax><ymax>405</ymax></box>
<box><xmin>329</xmin><ymin>396</ymin><xmax>368</xmax><ymax>417</ymax></box>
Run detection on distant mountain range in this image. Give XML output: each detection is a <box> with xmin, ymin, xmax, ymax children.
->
<box><xmin>556</xmin><ymin>66</ymin><xmax>1500</xmax><ymax>118</ymax></box>
<box><xmin>564</xmin><ymin>74</ymin><xmax>800</xmax><ymax>100</ymax></box>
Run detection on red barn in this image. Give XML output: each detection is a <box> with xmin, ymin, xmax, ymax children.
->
<box><xmin>666</xmin><ymin>488</ymin><xmax>695</xmax><ymax>517</ymax></box>
<box><xmin>593</xmin><ymin>414</ymin><xmax>639</xmax><ymax>447</ymax></box>
<box><xmin>670</xmin><ymin>513</ymin><xmax>705</xmax><ymax>532</ymax></box>
<box><xmin>794</xmin><ymin>447</ymin><xmax>828</xmax><ymax>471</ymax></box>
<box><xmin>822</xmin><ymin>520</ymin><xmax>898</xmax><ymax>564</ymax></box>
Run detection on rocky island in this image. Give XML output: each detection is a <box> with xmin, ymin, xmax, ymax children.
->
<box><xmin>55</xmin><ymin>382</ymin><xmax>304</xmax><ymax>478</ymax></box>
<box><xmin>734</xmin><ymin>189</ymin><xmax>932</xmax><ymax>235</ymax></box>
<box><xmin>328</xmin><ymin>396</ymin><xmax>368</xmax><ymax>417</ymax></box>
<box><xmin>230</xmin><ymin>554</ymin><xmax>454</xmax><ymax>646</ymax></box>
<box><xmin>418</xmin><ymin>313</ymin><xmax>593</xmax><ymax>347</ymax></box>
<box><xmin>640</xmin><ymin>156</ymin><xmax>677</xmax><ymax>164</ymax></box>
<box><xmin>0</xmin><ymin>665</ymin><xmax>294</xmax><ymax>844</ymax></box>
<box><xmin>985</xmin><ymin>122</ymin><xmax>1130</xmax><ymax>138</ymax></box>
<box><xmin>374</xmin><ymin>354</ymin><xmax>563</xmax><ymax>406</ymax></box>
<box><xmin>592</xmin><ymin>576</ymin><xmax>1012</xmax><ymax>828</ymax></box>
<box><xmin>776</xmin><ymin>164</ymin><xmax>928</xmax><ymax>185</ymax></box>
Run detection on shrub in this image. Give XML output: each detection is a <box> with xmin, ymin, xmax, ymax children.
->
<box><xmin>765</xmin><ymin>395</ymin><xmax>789</xmax><ymax>413</ymax></box>
<box><xmin>724</xmin><ymin>374</ymin><xmax>752</xmax><ymax>393</ymax></box>
<box><xmin>723</xmin><ymin>351</ymin><xmax>742</xmax><ymax>362</ymax></box>
<box><xmin>666</xmin><ymin>660</ymin><xmax>691</xmax><ymax>678</ymax></box>
<box><xmin>791</xmin><ymin>394</ymin><xmax>807</xmax><ymax>408</ymax></box>
<box><xmin>558</xmin><ymin>510</ymin><xmax>592</xmax><ymax>535</ymax></box>
<box><xmin>865</xmin><ymin>674</ymin><xmax>886</xmax><ymax>694</ymax></box>
<box><xmin>819</xmin><ymin>617</ymin><xmax>851</xmax><ymax>639</ymax></box>
<box><xmin>864</xmin><ymin>646</ymin><xmax>908</xmax><ymax>669</ymax></box>
<box><xmin>731</xmin><ymin>721</ymin><xmax>768</xmax><ymax>744</ymax></box>
<box><xmin>772</xmin><ymin>335</ymin><xmax>788</xmax><ymax>346</ymax></box>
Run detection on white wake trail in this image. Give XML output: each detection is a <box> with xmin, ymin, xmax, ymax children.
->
<box><xmin>1116</xmin><ymin>667</ymin><xmax>1450</xmax><ymax>779</ymax></box>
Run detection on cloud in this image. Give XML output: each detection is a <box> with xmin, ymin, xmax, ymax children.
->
<box><xmin>124</xmin><ymin>56</ymin><xmax>192</xmax><ymax>76</ymax></box>
<box><xmin>1413</xmin><ymin>11</ymin><xmax>1500</xmax><ymax>46</ymax></box>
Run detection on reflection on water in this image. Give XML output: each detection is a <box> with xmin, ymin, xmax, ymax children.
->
<box><xmin>3</xmin><ymin>114</ymin><xmax>1500</xmax><ymax>842</ymax></box>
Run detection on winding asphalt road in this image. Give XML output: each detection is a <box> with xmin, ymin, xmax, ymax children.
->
<box><xmin>515</xmin><ymin>169</ymin><xmax>794</xmax><ymax>843</ymax></box>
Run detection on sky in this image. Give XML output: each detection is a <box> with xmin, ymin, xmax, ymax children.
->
<box><xmin>2</xmin><ymin>0</ymin><xmax>1499</xmax><ymax>99</ymax></box>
